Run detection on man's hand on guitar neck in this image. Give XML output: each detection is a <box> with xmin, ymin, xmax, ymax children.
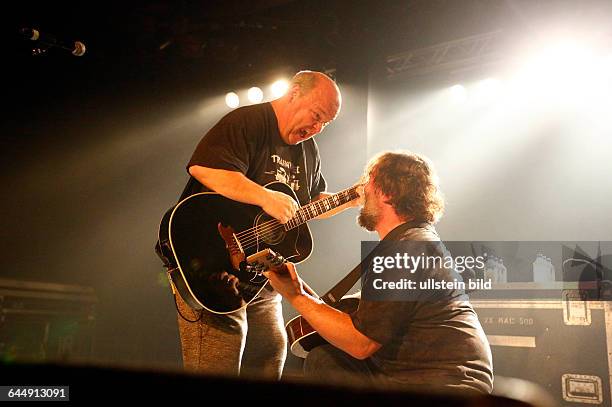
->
<box><xmin>263</xmin><ymin>262</ymin><xmax>307</xmax><ymax>302</ymax></box>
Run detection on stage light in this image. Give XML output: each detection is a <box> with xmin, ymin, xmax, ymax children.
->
<box><xmin>449</xmin><ymin>84</ymin><xmax>467</xmax><ymax>102</ymax></box>
<box><xmin>247</xmin><ymin>87</ymin><xmax>264</xmax><ymax>103</ymax></box>
<box><xmin>513</xmin><ymin>39</ymin><xmax>598</xmax><ymax>101</ymax></box>
<box><xmin>477</xmin><ymin>78</ymin><xmax>501</xmax><ymax>95</ymax></box>
<box><xmin>536</xmin><ymin>41</ymin><xmax>593</xmax><ymax>78</ymax></box>
<box><xmin>471</xmin><ymin>78</ymin><xmax>503</xmax><ymax>104</ymax></box>
<box><xmin>225</xmin><ymin>92</ymin><xmax>239</xmax><ymax>109</ymax></box>
<box><xmin>270</xmin><ymin>80</ymin><xmax>289</xmax><ymax>98</ymax></box>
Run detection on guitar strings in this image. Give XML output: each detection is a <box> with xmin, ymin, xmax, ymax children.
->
<box><xmin>232</xmin><ymin>187</ymin><xmax>359</xmax><ymax>241</ymax></box>
<box><xmin>233</xmin><ymin>188</ymin><xmax>360</xmax><ymax>250</ymax></box>
<box><xmin>234</xmin><ymin>220</ymin><xmax>308</xmax><ymax>250</ymax></box>
<box><xmin>233</xmin><ymin>186</ymin><xmax>359</xmax><ymax>240</ymax></box>
<box><xmin>236</xmin><ymin>187</ymin><xmax>360</xmax><ymax>243</ymax></box>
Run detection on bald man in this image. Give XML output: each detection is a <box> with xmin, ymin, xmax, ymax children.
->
<box><xmin>175</xmin><ymin>71</ymin><xmax>350</xmax><ymax>378</ymax></box>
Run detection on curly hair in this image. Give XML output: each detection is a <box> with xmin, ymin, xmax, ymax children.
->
<box><xmin>365</xmin><ymin>151</ymin><xmax>445</xmax><ymax>223</ymax></box>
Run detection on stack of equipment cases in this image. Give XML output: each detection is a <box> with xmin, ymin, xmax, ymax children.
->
<box><xmin>471</xmin><ymin>281</ymin><xmax>611</xmax><ymax>406</ymax></box>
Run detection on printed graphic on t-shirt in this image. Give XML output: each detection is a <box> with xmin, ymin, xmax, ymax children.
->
<box><xmin>266</xmin><ymin>154</ymin><xmax>301</xmax><ymax>191</ymax></box>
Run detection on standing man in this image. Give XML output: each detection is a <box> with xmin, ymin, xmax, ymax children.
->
<box><xmin>265</xmin><ymin>151</ymin><xmax>494</xmax><ymax>393</ymax></box>
<box><xmin>176</xmin><ymin>71</ymin><xmax>348</xmax><ymax>379</ymax></box>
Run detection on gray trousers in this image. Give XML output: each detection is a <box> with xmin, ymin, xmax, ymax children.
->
<box><xmin>304</xmin><ymin>344</ymin><xmax>378</xmax><ymax>385</ymax></box>
<box><xmin>305</xmin><ymin>344</ymin><xmax>485</xmax><ymax>394</ymax></box>
<box><xmin>175</xmin><ymin>286</ymin><xmax>287</xmax><ymax>379</ymax></box>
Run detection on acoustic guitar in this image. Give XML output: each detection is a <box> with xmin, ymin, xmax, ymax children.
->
<box><xmin>157</xmin><ymin>181</ymin><xmax>359</xmax><ymax>314</ymax></box>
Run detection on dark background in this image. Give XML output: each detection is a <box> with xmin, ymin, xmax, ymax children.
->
<box><xmin>3</xmin><ymin>0</ymin><xmax>612</xmax><ymax>373</ymax></box>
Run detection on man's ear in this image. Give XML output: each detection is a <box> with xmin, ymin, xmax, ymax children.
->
<box><xmin>288</xmin><ymin>84</ymin><xmax>301</xmax><ymax>102</ymax></box>
<box><xmin>379</xmin><ymin>191</ymin><xmax>394</xmax><ymax>208</ymax></box>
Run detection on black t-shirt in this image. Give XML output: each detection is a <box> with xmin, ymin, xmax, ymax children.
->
<box><xmin>351</xmin><ymin>223</ymin><xmax>494</xmax><ymax>393</ymax></box>
<box><xmin>186</xmin><ymin>102</ymin><xmax>326</xmax><ymax>205</ymax></box>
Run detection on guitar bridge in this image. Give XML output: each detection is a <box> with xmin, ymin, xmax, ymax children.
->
<box><xmin>232</xmin><ymin>232</ymin><xmax>244</xmax><ymax>254</ymax></box>
<box><xmin>217</xmin><ymin>223</ymin><xmax>246</xmax><ymax>270</ymax></box>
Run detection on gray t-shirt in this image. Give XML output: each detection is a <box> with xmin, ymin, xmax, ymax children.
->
<box><xmin>351</xmin><ymin>223</ymin><xmax>494</xmax><ymax>393</ymax></box>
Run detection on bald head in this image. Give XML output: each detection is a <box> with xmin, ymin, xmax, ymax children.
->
<box><xmin>271</xmin><ymin>70</ymin><xmax>342</xmax><ymax>145</ymax></box>
<box><xmin>291</xmin><ymin>71</ymin><xmax>342</xmax><ymax>121</ymax></box>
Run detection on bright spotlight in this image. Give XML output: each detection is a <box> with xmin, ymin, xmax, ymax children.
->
<box><xmin>476</xmin><ymin>78</ymin><xmax>502</xmax><ymax>100</ymax></box>
<box><xmin>225</xmin><ymin>92</ymin><xmax>239</xmax><ymax>109</ymax></box>
<box><xmin>515</xmin><ymin>40</ymin><xmax>598</xmax><ymax>99</ymax></box>
<box><xmin>450</xmin><ymin>84</ymin><xmax>467</xmax><ymax>102</ymax></box>
<box><xmin>270</xmin><ymin>80</ymin><xmax>289</xmax><ymax>98</ymax></box>
<box><xmin>247</xmin><ymin>87</ymin><xmax>264</xmax><ymax>103</ymax></box>
<box><xmin>478</xmin><ymin>78</ymin><xmax>500</xmax><ymax>91</ymax></box>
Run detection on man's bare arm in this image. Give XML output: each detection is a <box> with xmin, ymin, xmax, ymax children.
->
<box><xmin>189</xmin><ymin>165</ymin><xmax>298</xmax><ymax>223</ymax></box>
<box><xmin>291</xmin><ymin>294</ymin><xmax>381</xmax><ymax>359</ymax></box>
<box><xmin>264</xmin><ymin>263</ymin><xmax>381</xmax><ymax>360</ymax></box>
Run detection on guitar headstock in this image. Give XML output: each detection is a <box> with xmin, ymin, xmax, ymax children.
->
<box><xmin>246</xmin><ymin>248</ymin><xmax>287</xmax><ymax>274</ymax></box>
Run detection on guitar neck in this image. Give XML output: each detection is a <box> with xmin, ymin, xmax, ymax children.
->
<box><xmin>285</xmin><ymin>185</ymin><xmax>359</xmax><ymax>230</ymax></box>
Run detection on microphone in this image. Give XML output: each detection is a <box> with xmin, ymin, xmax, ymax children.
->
<box><xmin>20</xmin><ymin>27</ymin><xmax>86</xmax><ymax>56</ymax></box>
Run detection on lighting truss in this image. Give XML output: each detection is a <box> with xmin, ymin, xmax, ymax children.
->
<box><xmin>385</xmin><ymin>31</ymin><xmax>506</xmax><ymax>79</ymax></box>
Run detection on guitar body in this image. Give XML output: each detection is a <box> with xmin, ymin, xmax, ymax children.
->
<box><xmin>286</xmin><ymin>295</ymin><xmax>360</xmax><ymax>358</ymax></box>
<box><xmin>159</xmin><ymin>182</ymin><xmax>313</xmax><ymax>314</ymax></box>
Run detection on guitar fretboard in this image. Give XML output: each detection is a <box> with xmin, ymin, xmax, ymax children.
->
<box><xmin>284</xmin><ymin>185</ymin><xmax>359</xmax><ymax>230</ymax></box>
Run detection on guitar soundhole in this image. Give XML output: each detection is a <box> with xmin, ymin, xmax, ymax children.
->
<box><xmin>254</xmin><ymin>213</ymin><xmax>286</xmax><ymax>246</ymax></box>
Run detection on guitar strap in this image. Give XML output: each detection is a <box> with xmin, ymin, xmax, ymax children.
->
<box><xmin>319</xmin><ymin>220</ymin><xmax>434</xmax><ymax>305</ymax></box>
